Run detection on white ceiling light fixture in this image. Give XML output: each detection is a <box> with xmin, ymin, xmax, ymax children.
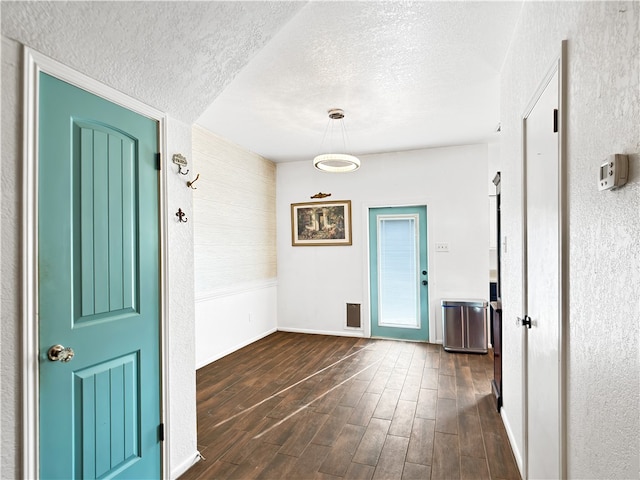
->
<box><xmin>313</xmin><ymin>108</ymin><xmax>360</xmax><ymax>173</ymax></box>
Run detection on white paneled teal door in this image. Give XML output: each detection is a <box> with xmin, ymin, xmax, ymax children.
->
<box><xmin>369</xmin><ymin>206</ymin><xmax>429</xmax><ymax>341</ymax></box>
<box><xmin>38</xmin><ymin>73</ymin><xmax>161</xmax><ymax>479</ymax></box>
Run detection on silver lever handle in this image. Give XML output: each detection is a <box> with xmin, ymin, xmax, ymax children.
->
<box><xmin>48</xmin><ymin>344</ymin><xmax>75</xmax><ymax>362</ymax></box>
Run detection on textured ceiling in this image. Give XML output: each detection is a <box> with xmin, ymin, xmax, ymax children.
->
<box><xmin>2</xmin><ymin>1</ymin><xmax>523</xmax><ymax>163</ymax></box>
<box><xmin>196</xmin><ymin>1</ymin><xmax>524</xmax><ymax>162</ymax></box>
<box><xmin>1</xmin><ymin>1</ymin><xmax>305</xmax><ymax>123</ymax></box>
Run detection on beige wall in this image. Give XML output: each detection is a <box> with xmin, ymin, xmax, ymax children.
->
<box><xmin>192</xmin><ymin>126</ymin><xmax>278</xmax><ymax>368</ymax></box>
<box><xmin>192</xmin><ymin>125</ymin><xmax>276</xmax><ymax>292</ymax></box>
<box><xmin>499</xmin><ymin>2</ymin><xmax>639</xmax><ymax>478</ymax></box>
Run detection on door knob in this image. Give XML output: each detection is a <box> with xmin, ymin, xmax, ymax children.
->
<box><xmin>47</xmin><ymin>344</ymin><xmax>75</xmax><ymax>362</ymax></box>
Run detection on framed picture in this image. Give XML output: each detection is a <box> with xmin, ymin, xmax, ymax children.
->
<box><xmin>291</xmin><ymin>200</ymin><xmax>352</xmax><ymax>246</ymax></box>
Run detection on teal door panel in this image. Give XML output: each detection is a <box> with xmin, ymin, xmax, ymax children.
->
<box><xmin>38</xmin><ymin>73</ymin><xmax>161</xmax><ymax>479</ymax></box>
<box><xmin>369</xmin><ymin>206</ymin><xmax>429</xmax><ymax>341</ymax></box>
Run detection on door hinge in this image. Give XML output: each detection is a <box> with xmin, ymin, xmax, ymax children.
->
<box><xmin>517</xmin><ymin>315</ymin><xmax>532</xmax><ymax>329</ymax></box>
<box><xmin>158</xmin><ymin>423</ymin><xmax>165</xmax><ymax>442</ymax></box>
<box><xmin>553</xmin><ymin>108</ymin><xmax>558</xmax><ymax>133</ymax></box>
<box><xmin>155</xmin><ymin>153</ymin><xmax>161</xmax><ymax>170</ymax></box>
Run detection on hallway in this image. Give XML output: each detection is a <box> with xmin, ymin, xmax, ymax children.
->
<box><xmin>181</xmin><ymin>332</ymin><xmax>520</xmax><ymax>479</ymax></box>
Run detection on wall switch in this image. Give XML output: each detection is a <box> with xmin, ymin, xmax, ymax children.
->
<box><xmin>435</xmin><ymin>242</ymin><xmax>449</xmax><ymax>252</ymax></box>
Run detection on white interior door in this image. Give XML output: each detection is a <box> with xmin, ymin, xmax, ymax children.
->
<box><xmin>522</xmin><ymin>50</ymin><xmax>565</xmax><ymax>479</ymax></box>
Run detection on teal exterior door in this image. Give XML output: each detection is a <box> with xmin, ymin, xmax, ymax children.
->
<box><xmin>369</xmin><ymin>206</ymin><xmax>429</xmax><ymax>341</ymax></box>
<box><xmin>38</xmin><ymin>73</ymin><xmax>161</xmax><ymax>479</ymax></box>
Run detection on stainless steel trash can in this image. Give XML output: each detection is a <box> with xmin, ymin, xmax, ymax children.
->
<box><xmin>441</xmin><ymin>299</ymin><xmax>488</xmax><ymax>353</ymax></box>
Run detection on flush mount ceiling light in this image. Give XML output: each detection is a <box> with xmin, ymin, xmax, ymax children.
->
<box><xmin>313</xmin><ymin>108</ymin><xmax>360</xmax><ymax>173</ymax></box>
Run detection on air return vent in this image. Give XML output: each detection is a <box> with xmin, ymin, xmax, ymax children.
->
<box><xmin>346</xmin><ymin>303</ymin><xmax>361</xmax><ymax>328</ymax></box>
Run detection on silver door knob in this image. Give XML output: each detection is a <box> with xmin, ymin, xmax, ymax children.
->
<box><xmin>47</xmin><ymin>344</ymin><xmax>75</xmax><ymax>362</ymax></box>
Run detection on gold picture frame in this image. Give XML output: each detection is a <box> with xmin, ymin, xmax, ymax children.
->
<box><xmin>291</xmin><ymin>200</ymin><xmax>352</xmax><ymax>246</ymax></box>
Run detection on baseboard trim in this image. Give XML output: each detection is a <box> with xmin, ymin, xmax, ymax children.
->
<box><xmin>500</xmin><ymin>407</ymin><xmax>524</xmax><ymax>478</ymax></box>
<box><xmin>195</xmin><ymin>328</ymin><xmax>277</xmax><ymax>369</ymax></box>
<box><xmin>277</xmin><ymin>327</ymin><xmax>366</xmax><ymax>338</ymax></box>
<box><xmin>171</xmin><ymin>451</ymin><xmax>202</xmax><ymax>479</ymax></box>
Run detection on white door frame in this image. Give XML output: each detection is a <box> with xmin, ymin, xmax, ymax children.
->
<box><xmin>22</xmin><ymin>47</ymin><xmax>171</xmax><ymax>479</ymax></box>
<box><xmin>520</xmin><ymin>40</ymin><xmax>568</xmax><ymax>479</ymax></box>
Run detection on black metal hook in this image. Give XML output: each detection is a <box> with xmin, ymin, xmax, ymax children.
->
<box><xmin>176</xmin><ymin>208</ymin><xmax>188</xmax><ymax>223</ymax></box>
<box><xmin>187</xmin><ymin>173</ymin><xmax>200</xmax><ymax>190</ymax></box>
<box><xmin>177</xmin><ymin>164</ymin><xmax>189</xmax><ymax>175</ymax></box>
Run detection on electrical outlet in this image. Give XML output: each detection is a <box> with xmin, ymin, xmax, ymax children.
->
<box><xmin>435</xmin><ymin>242</ymin><xmax>449</xmax><ymax>252</ymax></box>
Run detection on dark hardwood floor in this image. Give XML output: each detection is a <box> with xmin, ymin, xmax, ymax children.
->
<box><xmin>180</xmin><ymin>332</ymin><xmax>521</xmax><ymax>480</ymax></box>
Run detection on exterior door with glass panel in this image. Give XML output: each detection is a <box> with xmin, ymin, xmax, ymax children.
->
<box><xmin>369</xmin><ymin>206</ymin><xmax>429</xmax><ymax>341</ymax></box>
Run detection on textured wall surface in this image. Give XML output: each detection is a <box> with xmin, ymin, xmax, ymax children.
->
<box><xmin>0</xmin><ymin>35</ymin><xmax>22</xmax><ymax>480</ymax></box>
<box><xmin>192</xmin><ymin>126</ymin><xmax>276</xmax><ymax>293</ymax></box>
<box><xmin>500</xmin><ymin>2</ymin><xmax>639</xmax><ymax>478</ymax></box>
<box><xmin>191</xmin><ymin>126</ymin><xmax>277</xmax><ymax>369</ymax></box>
<box><xmin>165</xmin><ymin>118</ymin><xmax>198</xmax><ymax>477</ymax></box>
<box><xmin>1</xmin><ymin>1</ymin><xmax>303</xmax><ymax>124</ymax></box>
<box><xmin>276</xmin><ymin>145</ymin><xmax>489</xmax><ymax>341</ymax></box>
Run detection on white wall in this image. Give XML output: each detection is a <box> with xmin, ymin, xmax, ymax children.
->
<box><xmin>192</xmin><ymin>127</ymin><xmax>278</xmax><ymax>368</ymax></box>
<box><xmin>164</xmin><ymin>118</ymin><xmax>198</xmax><ymax>477</ymax></box>
<box><xmin>499</xmin><ymin>2</ymin><xmax>639</xmax><ymax>478</ymax></box>
<box><xmin>277</xmin><ymin>145</ymin><xmax>490</xmax><ymax>342</ymax></box>
<box><xmin>1</xmin><ymin>36</ymin><xmax>23</xmax><ymax>480</ymax></box>
<box><xmin>0</xmin><ymin>36</ymin><xmax>198</xmax><ymax>479</ymax></box>
<box><xmin>194</xmin><ymin>281</ymin><xmax>277</xmax><ymax>368</ymax></box>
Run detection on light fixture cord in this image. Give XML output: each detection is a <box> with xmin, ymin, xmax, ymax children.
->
<box><xmin>318</xmin><ymin>116</ymin><xmax>352</xmax><ymax>154</ymax></box>
<box><xmin>339</xmin><ymin>117</ymin><xmax>351</xmax><ymax>154</ymax></box>
<box><xmin>318</xmin><ymin>118</ymin><xmax>331</xmax><ymax>153</ymax></box>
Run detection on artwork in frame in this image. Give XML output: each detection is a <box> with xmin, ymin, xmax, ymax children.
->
<box><xmin>291</xmin><ymin>200</ymin><xmax>352</xmax><ymax>246</ymax></box>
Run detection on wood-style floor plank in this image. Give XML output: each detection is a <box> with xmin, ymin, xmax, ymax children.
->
<box><xmin>288</xmin><ymin>443</ymin><xmax>331</xmax><ymax>479</ymax></box>
<box><xmin>388</xmin><ymin>399</ymin><xmax>417</xmax><ymax>437</ymax></box>
<box><xmin>371</xmin><ymin>435</ymin><xmax>409</xmax><ymax>480</ymax></box>
<box><xmin>402</xmin><ymin>462</ymin><xmax>431</xmax><ymax>479</ymax></box>
<box><xmin>344</xmin><ymin>461</ymin><xmax>376</xmax><ymax>480</ymax></box>
<box><xmin>347</xmin><ymin>392</ymin><xmax>381</xmax><ymax>427</ymax></box>
<box><xmin>461</xmin><ymin>455</ymin><xmax>491</xmax><ymax>480</ymax></box>
<box><xmin>312</xmin><ymin>405</ymin><xmax>354</xmax><ymax>447</ymax></box>
<box><xmin>180</xmin><ymin>332</ymin><xmax>521</xmax><ymax>480</ymax></box>
<box><xmin>435</xmin><ymin>397</ymin><xmax>458</xmax><ymax>435</ymax></box>
<box><xmin>318</xmin><ymin>424</ymin><xmax>367</xmax><ymax>477</ymax></box>
<box><xmin>405</xmin><ymin>417</ymin><xmax>435</xmax><ymax>466</ymax></box>
<box><xmin>431</xmin><ymin>432</ymin><xmax>460</xmax><ymax>479</ymax></box>
<box><xmin>351</xmin><ymin>418</ymin><xmax>391</xmax><ymax>466</ymax></box>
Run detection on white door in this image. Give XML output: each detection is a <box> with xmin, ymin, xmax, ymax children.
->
<box><xmin>522</xmin><ymin>51</ymin><xmax>565</xmax><ymax>479</ymax></box>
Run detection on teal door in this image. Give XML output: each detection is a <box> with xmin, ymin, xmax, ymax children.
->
<box><xmin>38</xmin><ymin>73</ymin><xmax>161</xmax><ymax>479</ymax></box>
<box><xmin>369</xmin><ymin>206</ymin><xmax>429</xmax><ymax>341</ymax></box>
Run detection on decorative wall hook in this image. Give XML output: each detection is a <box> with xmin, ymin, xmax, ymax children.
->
<box><xmin>311</xmin><ymin>192</ymin><xmax>332</xmax><ymax>199</ymax></box>
<box><xmin>176</xmin><ymin>208</ymin><xmax>188</xmax><ymax>223</ymax></box>
<box><xmin>187</xmin><ymin>173</ymin><xmax>200</xmax><ymax>190</ymax></box>
<box><xmin>172</xmin><ymin>153</ymin><xmax>189</xmax><ymax>175</ymax></box>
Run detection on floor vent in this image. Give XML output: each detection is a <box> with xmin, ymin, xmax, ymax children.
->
<box><xmin>346</xmin><ymin>303</ymin><xmax>361</xmax><ymax>328</ymax></box>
